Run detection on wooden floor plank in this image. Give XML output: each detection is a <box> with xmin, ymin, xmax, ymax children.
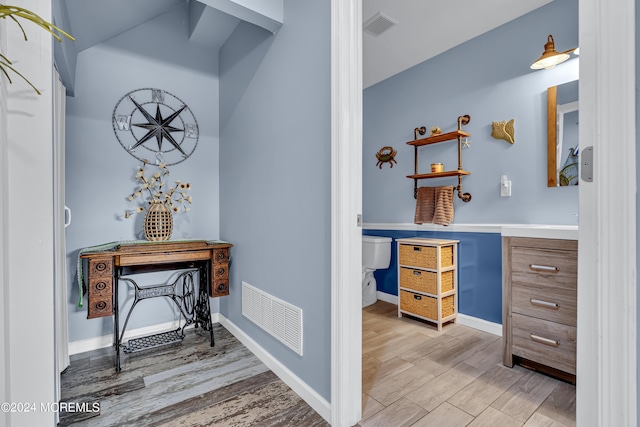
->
<box><xmin>491</xmin><ymin>370</ymin><xmax>561</xmax><ymax>422</ymax></box>
<box><xmin>410</xmin><ymin>402</ymin><xmax>474</xmax><ymax>427</ymax></box>
<box><xmin>404</xmin><ymin>362</ymin><xmax>484</xmax><ymax>412</ymax></box>
<box><xmin>467</xmin><ymin>406</ymin><xmax>523</xmax><ymax>427</ymax></box>
<box><xmin>535</xmin><ymin>382</ymin><xmax>576</xmax><ymax>427</ymax></box>
<box><xmin>358</xmin><ymin>397</ymin><xmax>427</xmax><ymax>427</ymax></box>
<box><xmin>447</xmin><ymin>363</ymin><xmax>524</xmax><ymax>416</ymax></box>
<box><xmin>366</xmin><ymin>365</ymin><xmax>436</xmax><ymax>406</ymax></box>
<box><xmin>60</xmin><ymin>325</ymin><xmax>325</xmax><ymax>427</ymax></box>
<box><xmin>524</xmin><ymin>412</ymin><xmax>570</xmax><ymax>427</ymax></box>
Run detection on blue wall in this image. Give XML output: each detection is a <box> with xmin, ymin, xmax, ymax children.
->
<box><xmin>65</xmin><ymin>3</ymin><xmax>221</xmax><ymax>342</ymax></box>
<box><xmin>363</xmin><ymin>0</ymin><xmax>579</xmax><ymax>226</ymax></box>
<box><xmin>365</xmin><ymin>231</ymin><xmax>502</xmax><ymax>324</ymax></box>
<box><xmin>219</xmin><ymin>0</ymin><xmax>331</xmax><ymax>401</ymax></box>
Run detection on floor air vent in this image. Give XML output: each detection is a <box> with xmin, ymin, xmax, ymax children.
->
<box><xmin>242</xmin><ymin>281</ymin><xmax>303</xmax><ymax>356</ymax></box>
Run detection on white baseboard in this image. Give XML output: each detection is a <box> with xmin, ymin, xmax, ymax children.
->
<box><xmin>456</xmin><ymin>313</ymin><xmax>502</xmax><ymax>337</ymax></box>
<box><xmin>372</xmin><ymin>293</ymin><xmax>502</xmax><ymax>337</ymax></box>
<box><xmin>68</xmin><ymin>313</ymin><xmax>220</xmax><ymax>356</ymax></box>
<box><xmin>218</xmin><ymin>314</ymin><xmax>331</xmax><ymax>423</ymax></box>
<box><xmin>376</xmin><ymin>291</ymin><xmax>397</xmax><ymax>304</ymax></box>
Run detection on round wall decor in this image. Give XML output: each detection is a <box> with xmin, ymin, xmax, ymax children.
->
<box><xmin>112</xmin><ymin>88</ymin><xmax>199</xmax><ymax>165</ymax></box>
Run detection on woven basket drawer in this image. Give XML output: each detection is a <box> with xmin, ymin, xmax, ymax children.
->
<box><xmin>400</xmin><ymin>290</ymin><xmax>454</xmax><ymax>321</ymax></box>
<box><xmin>512</xmin><ymin>313</ymin><xmax>576</xmax><ymax>375</ymax></box>
<box><xmin>400</xmin><ymin>268</ymin><xmax>453</xmax><ymax>294</ymax></box>
<box><xmin>399</xmin><ymin>244</ymin><xmax>453</xmax><ymax>269</ymax></box>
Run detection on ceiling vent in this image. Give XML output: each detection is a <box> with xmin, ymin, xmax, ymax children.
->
<box><xmin>363</xmin><ymin>12</ymin><xmax>398</xmax><ymax>37</ymax></box>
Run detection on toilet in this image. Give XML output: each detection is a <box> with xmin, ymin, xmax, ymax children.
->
<box><xmin>362</xmin><ymin>235</ymin><xmax>392</xmax><ymax>307</ymax></box>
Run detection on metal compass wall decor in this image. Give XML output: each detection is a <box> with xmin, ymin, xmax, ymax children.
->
<box><xmin>112</xmin><ymin>88</ymin><xmax>199</xmax><ymax>165</ymax></box>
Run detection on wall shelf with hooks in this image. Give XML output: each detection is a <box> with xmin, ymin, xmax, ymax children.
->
<box><xmin>407</xmin><ymin>115</ymin><xmax>472</xmax><ymax>202</ymax></box>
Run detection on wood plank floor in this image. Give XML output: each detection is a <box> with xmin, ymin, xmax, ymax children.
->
<box><xmin>359</xmin><ymin>301</ymin><xmax>576</xmax><ymax>427</ymax></box>
<box><xmin>61</xmin><ymin>301</ymin><xmax>575</xmax><ymax>426</ymax></box>
<box><xmin>59</xmin><ymin>324</ymin><xmax>328</xmax><ymax>427</ymax></box>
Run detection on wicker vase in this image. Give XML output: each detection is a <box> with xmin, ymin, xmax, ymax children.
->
<box><xmin>143</xmin><ymin>200</ymin><xmax>173</xmax><ymax>241</ymax></box>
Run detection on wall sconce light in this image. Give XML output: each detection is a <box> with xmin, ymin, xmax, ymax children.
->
<box><xmin>530</xmin><ymin>35</ymin><xmax>578</xmax><ymax>70</ymax></box>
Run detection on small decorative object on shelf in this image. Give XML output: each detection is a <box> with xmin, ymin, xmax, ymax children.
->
<box><xmin>491</xmin><ymin>119</ymin><xmax>515</xmax><ymax>144</ymax></box>
<box><xmin>430</xmin><ymin>126</ymin><xmax>442</xmax><ymax>136</ymax></box>
<box><xmin>124</xmin><ymin>161</ymin><xmax>193</xmax><ymax>241</ymax></box>
<box><xmin>431</xmin><ymin>163</ymin><xmax>444</xmax><ymax>173</ymax></box>
<box><xmin>375</xmin><ymin>146</ymin><xmax>398</xmax><ymax>169</ymax></box>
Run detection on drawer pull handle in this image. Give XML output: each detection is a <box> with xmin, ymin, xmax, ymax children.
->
<box><xmin>413</xmin><ymin>295</ymin><xmax>422</xmax><ymax>300</ymax></box>
<box><xmin>530</xmin><ymin>334</ymin><xmax>560</xmax><ymax>347</ymax></box>
<box><xmin>413</xmin><ymin>271</ymin><xmax>422</xmax><ymax>276</ymax></box>
<box><xmin>529</xmin><ymin>264</ymin><xmax>559</xmax><ymax>273</ymax></box>
<box><xmin>530</xmin><ymin>299</ymin><xmax>559</xmax><ymax>309</ymax></box>
<box><xmin>413</xmin><ymin>246</ymin><xmax>422</xmax><ymax>252</ymax></box>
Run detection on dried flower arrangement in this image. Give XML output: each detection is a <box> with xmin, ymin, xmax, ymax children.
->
<box><xmin>124</xmin><ymin>161</ymin><xmax>193</xmax><ymax>219</ymax></box>
<box><xmin>0</xmin><ymin>4</ymin><xmax>74</xmax><ymax>94</ymax></box>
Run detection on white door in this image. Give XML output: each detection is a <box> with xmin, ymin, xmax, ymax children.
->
<box><xmin>577</xmin><ymin>0</ymin><xmax>636</xmax><ymax>425</ymax></box>
<box><xmin>53</xmin><ymin>69</ymin><xmax>69</xmax><ymax>403</ymax></box>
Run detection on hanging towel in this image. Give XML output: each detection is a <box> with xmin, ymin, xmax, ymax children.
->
<box><xmin>414</xmin><ymin>187</ymin><xmax>436</xmax><ymax>224</ymax></box>
<box><xmin>433</xmin><ymin>186</ymin><xmax>455</xmax><ymax>225</ymax></box>
<box><xmin>414</xmin><ymin>186</ymin><xmax>455</xmax><ymax>226</ymax></box>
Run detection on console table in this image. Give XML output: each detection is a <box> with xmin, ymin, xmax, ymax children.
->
<box><xmin>79</xmin><ymin>240</ymin><xmax>232</xmax><ymax>371</ymax></box>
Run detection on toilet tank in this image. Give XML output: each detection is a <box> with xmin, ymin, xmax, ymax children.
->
<box><xmin>362</xmin><ymin>235</ymin><xmax>392</xmax><ymax>269</ymax></box>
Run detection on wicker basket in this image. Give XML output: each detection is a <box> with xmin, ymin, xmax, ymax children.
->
<box><xmin>143</xmin><ymin>200</ymin><xmax>173</xmax><ymax>241</ymax></box>
<box><xmin>400</xmin><ymin>290</ymin><xmax>455</xmax><ymax>321</ymax></box>
<box><xmin>400</xmin><ymin>268</ymin><xmax>454</xmax><ymax>294</ymax></box>
<box><xmin>399</xmin><ymin>244</ymin><xmax>454</xmax><ymax>269</ymax></box>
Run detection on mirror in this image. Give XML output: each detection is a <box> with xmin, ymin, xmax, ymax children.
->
<box><xmin>547</xmin><ymin>80</ymin><xmax>579</xmax><ymax>187</ymax></box>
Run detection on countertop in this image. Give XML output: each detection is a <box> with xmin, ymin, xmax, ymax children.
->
<box><xmin>500</xmin><ymin>224</ymin><xmax>578</xmax><ymax>240</ymax></box>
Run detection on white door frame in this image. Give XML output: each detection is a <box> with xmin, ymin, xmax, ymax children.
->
<box><xmin>331</xmin><ymin>0</ymin><xmax>363</xmax><ymax>425</ymax></box>
<box><xmin>577</xmin><ymin>0</ymin><xmax>636</xmax><ymax>425</ymax></box>
<box><xmin>331</xmin><ymin>0</ymin><xmax>637</xmax><ymax>426</ymax></box>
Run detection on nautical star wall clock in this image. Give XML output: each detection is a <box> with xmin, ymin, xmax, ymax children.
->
<box><xmin>112</xmin><ymin>88</ymin><xmax>199</xmax><ymax>165</ymax></box>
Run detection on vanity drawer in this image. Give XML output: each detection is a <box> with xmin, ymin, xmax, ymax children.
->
<box><xmin>512</xmin><ymin>282</ymin><xmax>576</xmax><ymax>326</ymax></box>
<box><xmin>511</xmin><ymin>247</ymin><xmax>577</xmax><ymax>290</ymax></box>
<box><xmin>512</xmin><ymin>313</ymin><xmax>576</xmax><ymax>375</ymax></box>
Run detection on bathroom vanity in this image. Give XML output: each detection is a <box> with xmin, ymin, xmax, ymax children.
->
<box><xmin>502</xmin><ymin>226</ymin><xmax>578</xmax><ymax>382</ymax></box>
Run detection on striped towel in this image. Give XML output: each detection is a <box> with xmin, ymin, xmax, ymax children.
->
<box><xmin>414</xmin><ymin>186</ymin><xmax>455</xmax><ymax>226</ymax></box>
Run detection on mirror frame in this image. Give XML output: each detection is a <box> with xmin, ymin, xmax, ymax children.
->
<box><xmin>547</xmin><ymin>82</ymin><xmax>579</xmax><ymax>187</ymax></box>
<box><xmin>547</xmin><ymin>86</ymin><xmax>558</xmax><ymax>186</ymax></box>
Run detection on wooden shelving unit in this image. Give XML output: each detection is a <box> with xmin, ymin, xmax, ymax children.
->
<box><xmin>407</xmin><ymin>116</ymin><xmax>472</xmax><ymax>202</ymax></box>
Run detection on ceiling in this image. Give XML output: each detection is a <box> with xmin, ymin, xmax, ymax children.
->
<box><xmin>57</xmin><ymin>0</ymin><xmax>554</xmax><ymax>89</ymax></box>
<box><xmin>362</xmin><ymin>0</ymin><xmax>554</xmax><ymax>88</ymax></box>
